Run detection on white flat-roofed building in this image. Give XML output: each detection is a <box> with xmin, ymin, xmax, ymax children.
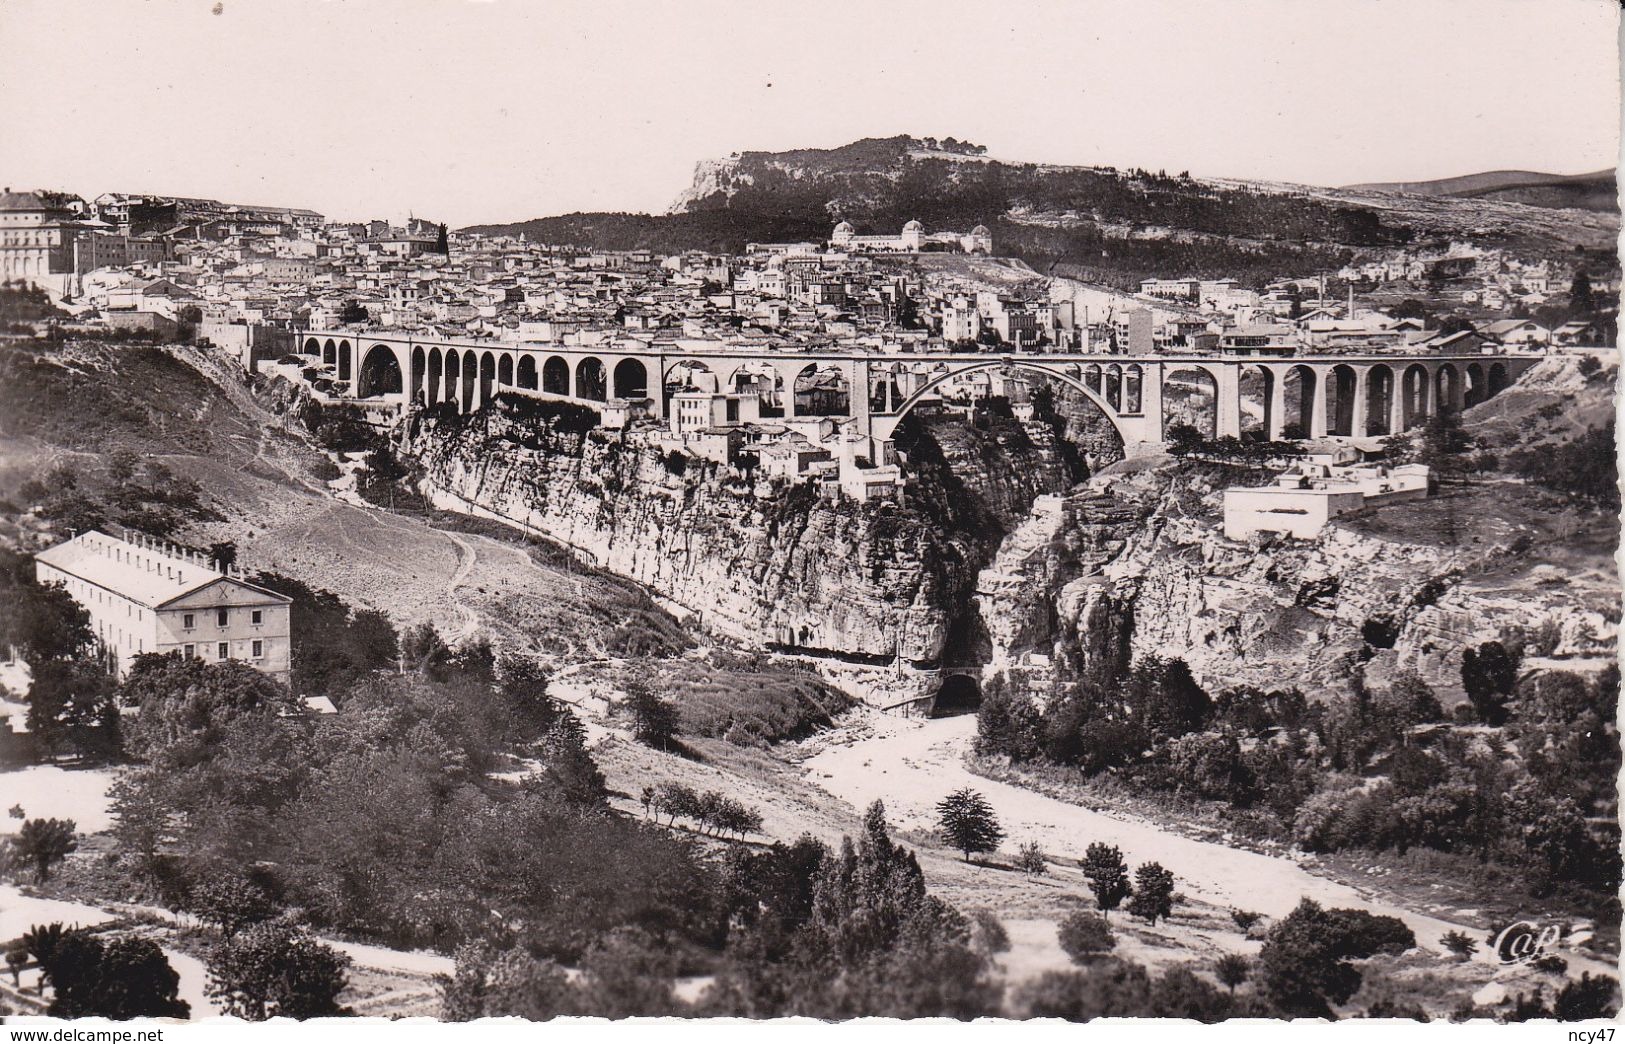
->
<box><xmin>1222</xmin><ymin>463</ymin><xmax>1431</xmax><ymax>540</ymax></box>
<box><xmin>33</xmin><ymin>530</ymin><xmax>292</xmax><ymax>683</ymax></box>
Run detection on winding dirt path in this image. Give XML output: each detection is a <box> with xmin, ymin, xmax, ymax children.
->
<box><xmin>441</xmin><ymin>530</ymin><xmax>481</xmax><ymax>643</ymax></box>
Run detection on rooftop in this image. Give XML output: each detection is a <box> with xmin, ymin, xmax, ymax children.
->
<box><xmin>34</xmin><ymin>530</ymin><xmax>289</xmax><ymax>609</ymax></box>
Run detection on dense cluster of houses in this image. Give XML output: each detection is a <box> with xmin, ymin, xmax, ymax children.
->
<box><xmin>2</xmin><ymin>185</ymin><xmax>1610</xmax><ymax>508</ymax></box>
<box><xmin>5</xmin><ymin>184</ymin><xmax>1610</xmax><ymax>361</ymax></box>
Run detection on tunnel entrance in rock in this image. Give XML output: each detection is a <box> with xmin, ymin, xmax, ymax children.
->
<box><xmin>930</xmin><ymin>674</ymin><xmax>982</xmax><ymax>717</ymax></box>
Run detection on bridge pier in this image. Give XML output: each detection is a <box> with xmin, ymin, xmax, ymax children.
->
<box><xmin>1266</xmin><ymin>369</ymin><xmax>1287</xmax><ymax>442</ymax></box>
<box><xmin>1212</xmin><ymin>365</ymin><xmax>1242</xmax><ymax>439</ymax></box>
<box><xmin>1350</xmin><ymin>366</ymin><xmax>1369</xmax><ymax>438</ymax></box>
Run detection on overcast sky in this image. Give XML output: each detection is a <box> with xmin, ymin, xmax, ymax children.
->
<box><xmin>1</xmin><ymin>0</ymin><xmax>1618</xmax><ymax>226</ymax></box>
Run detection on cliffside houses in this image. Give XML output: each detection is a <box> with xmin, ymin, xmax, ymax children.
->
<box><xmin>34</xmin><ymin>530</ymin><xmax>292</xmax><ymax>683</ymax></box>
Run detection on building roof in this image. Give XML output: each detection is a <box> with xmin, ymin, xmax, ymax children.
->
<box><xmin>34</xmin><ymin>530</ymin><xmax>289</xmax><ymax>610</ymax></box>
<box><xmin>0</xmin><ymin>189</ymin><xmax>75</xmax><ymax>214</ymax></box>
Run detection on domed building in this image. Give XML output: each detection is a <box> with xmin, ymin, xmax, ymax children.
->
<box><xmin>827</xmin><ymin>218</ymin><xmax>992</xmax><ymax>255</ymax></box>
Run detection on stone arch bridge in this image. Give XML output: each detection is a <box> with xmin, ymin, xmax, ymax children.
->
<box><xmin>300</xmin><ymin>331</ymin><xmax>1539</xmax><ymax>455</ymax></box>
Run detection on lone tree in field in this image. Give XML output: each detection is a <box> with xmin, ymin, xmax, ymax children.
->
<box><xmin>624</xmin><ymin>680</ymin><xmax>679</xmax><ymax>751</ymax></box>
<box><xmin>1215</xmin><ymin>954</ymin><xmax>1250</xmax><ymax>994</ymax></box>
<box><xmin>1441</xmin><ymin>930</ymin><xmax>1478</xmax><ymax>962</ymax></box>
<box><xmin>1128</xmin><ymin>861</ymin><xmax>1176</xmax><ymax>925</ymax></box>
<box><xmin>11</xmin><ymin>818</ymin><xmax>77</xmax><ymax>882</ymax></box>
<box><xmin>1015</xmin><ymin>840</ymin><xmax>1048</xmax><ymax>876</ymax></box>
<box><xmin>936</xmin><ymin>788</ymin><xmax>1004</xmax><ymax>862</ymax></box>
<box><xmin>1080</xmin><ymin>842</ymin><xmax>1132</xmax><ymax>918</ymax></box>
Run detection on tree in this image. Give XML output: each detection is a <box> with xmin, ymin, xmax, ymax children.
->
<box><xmin>20</xmin><ymin>923</ymin><xmax>67</xmax><ymax>982</ymax></box>
<box><xmin>574</xmin><ymin>927</ymin><xmax>682</xmax><ymax>1017</ymax></box>
<box><xmin>1127</xmin><ymin>862</ymin><xmax>1175</xmax><ymax>925</ymax></box>
<box><xmin>191</xmin><ymin>871</ymin><xmax>279</xmax><ymax>938</ymax></box>
<box><xmin>6</xmin><ymin>946</ymin><xmax>26</xmax><ymax>987</ymax></box>
<box><xmin>0</xmin><ymin>570</ymin><xmax>93</xmax><ymax>663</ymax></box>
<box><xmin>206</xmin><ymin>922</ymin><xmax>352</xmax><ymax>1020</ymax></box>
<box><xmin>1407</xmin><ymin>409</ymin><xmax>1476</xmax><ymax>476</ymax></box>
<box><xmin>1012</xmin><ymin>960</ymin><xmax>1154</xmax><ymax>1020</ymax></box>
<box><xmin>1461</xmin><ymin>641</ymin><xmax>1518</xmax><ymax>726</ymax></box>
<box><xmin>1057</xmin><ymin>911</ymin><xmax>1116</xmax><ymax>964</ymax></box>
<box><xmin>25</xmin><ymin>658</ymin><xmax>120</xmax><ymax>759</ymax></box>
<box><xmin>442</xmin><ymin>944</ymin><xmax>581</xmax><ymax>1021</ymax></box>
<box><xmin>207</xmin><ymin>541</ymin><xmax>239</xmax><ymax>572</ymax></box>
<box><xmin>935</xmin><ymin>788</ymin><xmax>1004</xmax><ymax>862</ymax></box>
<box><xmin>1166</xmin><ymin>423</ymin><xmax>1204</xmax><ymax>456</ymax></box>
<box><xmin>537</xmin><ymin>710</ymin><xmax>606</xmax><ymax>805</ymax></box>
<box><xmin>970</xmin><ymin>909</ymin><xmax>1010</xmax><ymax>957</ymax></box>
<box><xmin>1215</xmin><ymin>953</ymin><xmax>1250</xmax><ymax>994</ymax></box>
<box><xmin>1440</xmin><ymin>930</ymin><xmax>1477</xmax><ymax>962</ymax></box>
<box><xmin>1015</xmin><ymin>841</ymin><xmax>1048</xmax><ymax>876</ymax></box>
<box><xmin>1570</xmin><ymin>271</ymin><xmax>1596</xmax><ymax>315</ymax></box>
<box><xmin>1254</xmin><ymin>897</ymin><xmax>1371</xmax><ymax>1014</ymax></box>
<box><xmin>44</xmin><ymin>934</ymin><xmax>190</xmax><ymax>1019</ymax></box>
<box><xmin>338</xmin><ymin>300</ymin><xmax>369</xmax><ymax>325</ymax></box>
<box><xmin>10</xmin><ymin>818</ymin><xmax>77</xmax><ymax>882</ymax></box>
<box><xmin>624</xmin><ymin>679</ymin><xmax>679</xmax><ymax>751</ymax></box>
<box><xmin>495</xmin><ymin>652</ymin><xmax>559</xmax><ymax>737</ymax></box>
<box><xmin>1080</xmin><ymin>842</ymin><xmax>1131</xmax><ymax>918</ymax></box>
<box><xmin>400</xmin><ymin>620</ymin><xmax>452</xmax><ymax>676</ymax></box>
<box><xmin>120</xmin><ymin>653</ymin><xmax>296</xmax><ymax>768</ymax></box>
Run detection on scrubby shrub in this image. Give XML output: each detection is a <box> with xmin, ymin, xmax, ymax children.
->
<box><xmin>1015</xmin><ymin>841</ymin><xmax>1048</xmax><ymax>876</ymax></box>
<box><xmin>1057</xmin><ymin>911</ymin><xmax>1116</xmax><ymax>964</ymax></box>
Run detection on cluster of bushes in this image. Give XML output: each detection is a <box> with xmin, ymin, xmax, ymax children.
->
<box><xmin>1506</xmin><ymin>421</ymin><xmax>1619</xmax><ymax>509</ymax></box>
<box><xmin>14</xmin><ymin>914</ymin><xmax>353</xmax><ymax>1022</ymax></box>
<box><xmin>0</xmin><ymin>280</ymin><xmax>66</xmax><ymax>324</ymax></box>
<box><xmin>445</xmin><ymin>802</ymin><xmax>1002</xmax><ymax>1019</ymax></box>
<box><xmin>639</xmin><ymin>654</ymin><xmax>850</xmax><ymax>745</ymax></box>
<box><xmin>977</xmin><ymin>646</ymin><xmax>1621</xmax><ymax>899</ymax></box>
<box><xmin>14</xmin><ymin>452</ymin><xmax>215</xmax><ymax>539</ymax></box>
<box><xmin>488</xmin><ymin>392</ymin><xmax>601</xmax><ymax>436</ymax></box>
<box><xmin>299</xmin><ymin>401</ymin><xmax>379</xmax><ymax>454</ymax></box>
<box><xmin>100</xmin><ymin>642</ymin><xmax>718</xmax><ymax>956</ymax></box>
<box><xmin>641</xmin><ymin>782</ymin><xmax>763</xmax><ymax>840</ymax></box>
<box><xmin>245</xmin><ymin>571</ymin><xmax>400</xmax><ymax>694</ymax></box>
<box><xmin>1020</xmin><ymin>897</ymin><xmax>1425</xmax><ymax>1021</ymax></box>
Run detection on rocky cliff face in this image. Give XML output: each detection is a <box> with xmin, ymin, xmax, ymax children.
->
<box><xmin>404</xmin><ymin>400</ymin><xmax>1078</xmax><ymax>706</ymax></box>
<box><xmin>973</xmin><ymin>471</ymin><xmax>1617</xmax><ymax>706</ymax></box>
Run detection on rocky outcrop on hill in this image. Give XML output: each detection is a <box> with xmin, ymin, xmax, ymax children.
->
<box><xmin>972</xmin><ymin>472</ymin><xmax>1617</xmax><ymax>707</ymax></box>
<box><xmin>403</xmin><ymin>400</ymin><xmax>1078</xmax><ymax>706</ymax></box>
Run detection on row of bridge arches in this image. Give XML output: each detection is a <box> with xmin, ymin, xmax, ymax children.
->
<box><xmin>303</xmin><ymin>336</ymin><xmax>354</xmax><ymax>383</ymax></box>
<box><xmin>1228</xmin><ymin>360</ymin><xmax>1510</xmax><ymax>439</ymax></box>
<box><xmin>370</xmin><ymin>344</ymin><xmax>864</xmax><ymax>420</ymax></box>
<box><xmin>857</xmin><ymin>357</ymin><xmax>1510</xmax><ymax>440</ymax></box>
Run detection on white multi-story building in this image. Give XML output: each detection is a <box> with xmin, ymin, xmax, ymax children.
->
<box><xmin>34</xmin><ymin>530</ymin><xmax>292</xmax><ymax>683</ymax></box>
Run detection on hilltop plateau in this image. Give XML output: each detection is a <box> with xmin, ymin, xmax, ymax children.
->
<box><xmin>464</xmin><ymin>135</ymin><xmax>1618</xmax><ymax>289</ymax></box>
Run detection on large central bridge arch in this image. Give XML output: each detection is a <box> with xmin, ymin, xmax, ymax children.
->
<box><xmin>356</xmin><ymin>343</ymin><xmax>404</xmax><ymax>398</ymax></box>
<box><xmin>883</xmin><ymin>358</ymin><xmax>1136</xmax><ymax>447</ymax></box>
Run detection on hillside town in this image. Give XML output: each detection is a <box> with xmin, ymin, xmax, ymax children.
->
<box><xmin>2</xmin><ymin>188</ymin><xmax>1615</xmax><ymax>362</ymax></box>
<box><xmin>0</xmin><ymin>0</ymin><xmax>1620</xmax><ymax>1023</ymax></box>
